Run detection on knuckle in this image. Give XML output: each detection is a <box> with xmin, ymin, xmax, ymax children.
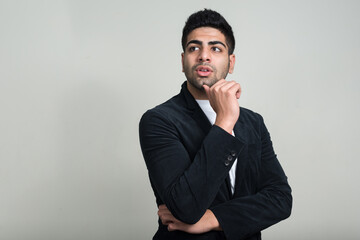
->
<box><xmin>219</xmin><ymin>86</ymin><xmax>226</xmax><ymax>93</ymax></box>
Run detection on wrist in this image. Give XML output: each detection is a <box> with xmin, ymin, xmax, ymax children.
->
<box><xmin>214</xmin><ymin>118</ymin><xmax>235</xmax><ymax>134</ymax></box>
<box><xmin>206</xmin><ymin>210</ymin><xmax>222</xmax><ymax>231</ymax></box>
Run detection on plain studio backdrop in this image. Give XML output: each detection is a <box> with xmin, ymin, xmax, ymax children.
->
<box><xmin>1</xmin><ymin>0</ymin><xmax>359</xmax><ymax>239</ymax></box>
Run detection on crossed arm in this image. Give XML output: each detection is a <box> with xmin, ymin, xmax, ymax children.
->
<box><xmin>158</xmin><ymin>204</ymin><xmax>222</xmax><ymax>234</ymax></box>
<box><xmin>139</xmin><ymin>80</ymin><xmax>292</xmax><ymax>239</ymax></box>
<box><xmin>155</xmin><ymin>80</ymin><xmax>240</xmax><ymax>234</ymax></box>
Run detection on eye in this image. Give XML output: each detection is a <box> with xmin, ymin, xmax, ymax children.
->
<box><xmin>212</xmin><ymin>47</ymin><xmax>221</xmax><ymax>52</ymax></box>
<box><xmin>188</xmin><ymin>46</ymin><xmax>199</xmax><ymax>52</ymax></box>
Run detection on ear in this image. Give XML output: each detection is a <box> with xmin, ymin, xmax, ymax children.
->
<box><xmin>181</xmin><ymin>52</ymin><xmax>184</xmax><ymax>72</ymax></box>
<box><xmin>228</xmin><ymin>54</ymin><xmax>235</xmax><ymax>74</ymax></box>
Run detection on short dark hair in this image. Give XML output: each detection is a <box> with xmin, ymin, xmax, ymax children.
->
<box><xmin>181</xmin><ymin>9</ymin><xmax>235</xmax><ymax>54</ymax></box>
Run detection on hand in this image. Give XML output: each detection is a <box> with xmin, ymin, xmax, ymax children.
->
<box><xmin>203</xmin><ymin>79</ymin><xmax>241</xmax><ymax>134</ymax></box>
<box><xmin>158</xmin><ymin>204</ymin><xmax>222</xmax><ymax>234</ymax></box>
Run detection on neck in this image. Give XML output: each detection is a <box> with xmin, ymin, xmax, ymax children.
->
<box><xmin>186</xmin><ymin>81</ymin><xmax>208</xmax><ymax>100</ymax></box>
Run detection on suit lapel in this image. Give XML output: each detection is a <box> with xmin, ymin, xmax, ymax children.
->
<box><xmin>232</xmin><ymin>109</ymin><xmax>249</xmax><ymax>197</ymax></box>
<box><xmin>191</xmin><ymin>107</ymin><xmax>212</xmax><ymax>134</ymax></box>
<box><xmin>181</xmin><ymin>82</ymin><xmax>212</xmax><ymax>134</ymax></box>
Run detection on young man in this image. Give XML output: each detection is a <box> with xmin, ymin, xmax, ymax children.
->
<box><xmin>139</xmin><ymin>9</ymin><xmax>292</xmax><ymax>240</ymax></box>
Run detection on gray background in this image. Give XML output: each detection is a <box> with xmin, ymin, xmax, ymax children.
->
<box><xmin>1</xmin><ymin>0</ymin><xmax>359</xmax><ymax>239</ymax></box>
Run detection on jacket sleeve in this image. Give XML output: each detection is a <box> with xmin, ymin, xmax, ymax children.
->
<box><xmin>139</xmin><ymin>109</ymin><xmax>245</xmax><ymax>224</ymax></box>
<box><xmin>210</xmin><ymin>115</ymin><xmax>292</xmax><ymax>240</ymax></box>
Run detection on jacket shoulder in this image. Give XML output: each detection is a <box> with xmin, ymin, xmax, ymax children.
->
<box><xmin>240</xmin><ymin>107</ymin><xmax>264</xmax><ymax>124</ymax></box>
<box><xmin>140</xmin><ymin>93</ymin><xmax>187</xmax><ymax>122</ymax></box>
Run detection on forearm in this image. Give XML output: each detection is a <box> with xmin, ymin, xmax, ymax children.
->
<box><xmin>210</xmin><ymin>124</ymin><xmax>292</xmax><ymax>239</ymax></box>
<box><xmin>204</xmin><ymin>209</ymin><xmax>222</xmax><ymax>231</ymax></box>
<box><xmin>211</xmin><ymin>181</ymin><xmax>292</xmax><ymax>239</ymax></box>
<box><xmin>140</xmin><ymin>111</ymin><xmax>244</xmax><ymax>224</ymax></box>
<box><xmin>211</xmin><ymin>115</ymin><xmax>292</xmax><ymax>240</ymax></box>
<box><xmin>159</xmin><ymin>205</ymin><xmax>222</xmax><ymax>234</ymax></box>
<box><xmin>160</xmin><ymin>126</ymin><xmax>242</xmax><ymax>223</ymax></box>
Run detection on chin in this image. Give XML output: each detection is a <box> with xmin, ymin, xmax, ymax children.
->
<box><xmin>188</xmin><ymin>77</ymin><xmax>218</xmax><ymax>90</ymax></box>
<box><xmin>201</xmin><ymin>78</ymin><xmax>218</xmax><ymax>88</ymax></box>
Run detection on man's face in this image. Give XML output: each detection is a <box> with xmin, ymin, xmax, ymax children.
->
<box><xmin>182</xmin><ymin>27</ymin><xmax>235</xmax><ymax>90</ymax></box>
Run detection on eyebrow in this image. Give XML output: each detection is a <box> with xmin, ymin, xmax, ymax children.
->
<box><xmin>186</xmin><ymin>40</ymin><xmax>227</xmax><ymax>48</ymax></box>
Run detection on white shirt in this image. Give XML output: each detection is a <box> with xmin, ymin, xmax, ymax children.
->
<box><xmin>196</xmin><ymin>99</ymin><xmax>237</xmax><ymax>195</ymax></box>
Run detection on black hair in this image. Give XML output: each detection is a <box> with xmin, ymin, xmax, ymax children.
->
<box><xmin>181</xmin><ymin>9</ymin><xmax>235</xmax><ymax>54</ymax></box>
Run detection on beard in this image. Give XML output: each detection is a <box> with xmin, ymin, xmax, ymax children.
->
<box><xmin>184</xmin><ymin>62</ymin><xmax>230</xmax><ymax>90</ymax></box>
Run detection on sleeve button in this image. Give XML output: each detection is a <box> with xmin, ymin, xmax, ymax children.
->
<box><xmin>227</xmin><ymin>155</ymin><xmax>233</xmax><ymax>161</ymax></box>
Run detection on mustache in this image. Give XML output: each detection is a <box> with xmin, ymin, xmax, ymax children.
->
<box><xmin>191</xmin><ymin>63</ymin><xmax>216</xmax><ymax>71</ymax></box>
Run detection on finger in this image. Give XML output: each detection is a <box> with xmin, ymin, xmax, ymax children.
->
<box><xmin>158</xmin><ymin>207</ymin><xmax>171</xmax><ymax>217</ymax></box>
<box><xmin>158</xmin><ymin>208</ymin><xmax>167</xmax><ymax>218</ymax></box>
<box><xmin>168</xmin><ymin>223</ymin><xmax>175</xmax><ymax>231</ymax></box>
<box><xmin>228</xmin><ymin>82</ymin><xmax>241</xmax><ymax>95</ymax></box>
<box><xmin>236</xmin><ymin>89</ymin><xmax>241</xmax><ymax>99</ymax></box>
<box><xmin>162</xmin><ymin>218</ymin><xmax>174</xmax><ymax>225</ymax></box>
<box><xmin>168</xmin><ymin>221</ymin><xmax>193</xmax><ymax>233</ymax></box>
<box><xmin>168</xmin><ymin>222</ymin><xmax>182</xmax><ymax>232</ymax></box>
<box><xmin>203</xmin><ymin>84</ymin><xmax>210</xmax><ymax>98</ymax></box>
<box><xmin>158</xmin><ymin>204</ymin><xmax>167</xmax><ymax>210</ymax></box>
<box><xmin>158</xmin><ymin>206</ymin><xmax>178</xmax><ymax>226</ymax></box>
<box><xmin>211</xmin><ymin>79</ymin><xmax>226</xmax><ymax>88</ymax></box>
<box><xmin>211</xmin><ymin>79</ymin><xmax>228</xmax><ymax>92</ymax></box>
<box><xmin>216</xmin><ymin>80</ymin><xmax>237</xmax><ymax>93</ymax></box>
<box><xmin>159</xmin><ymin>212</ymin><xmax>175</xmax><ymax>225</ymax></box>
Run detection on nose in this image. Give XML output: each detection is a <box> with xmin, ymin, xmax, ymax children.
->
<box><xmin>198</xmin><ymin>48</ymin><xmax>211</xmax><ymax>62</ymax></box>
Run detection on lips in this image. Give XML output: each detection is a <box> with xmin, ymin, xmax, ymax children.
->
<box><xmin>196</xmin><ymin>65</ymin><xmax>213</xmax><ymax>77</ymax></box>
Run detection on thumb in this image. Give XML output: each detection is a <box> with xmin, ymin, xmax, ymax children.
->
<box><xmin>202</xmin><ymin>84</ymin><xmax>210</xmax><ymax>98</ymax></box>
<box><xmin>236</xmin><ymin>89</ymin><xmax>241</xmax><ymax>99</ymax></box>
<box><xmin>167</xmin><ymin>223</ymin><xmax>177</xmax><ymax>232</ymax></box>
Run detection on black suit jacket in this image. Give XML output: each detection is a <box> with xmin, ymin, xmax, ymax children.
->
<box><xmin>139</xmin><ymin>82</ymin><xmax>292</xmax><ymax>240</ymax></box>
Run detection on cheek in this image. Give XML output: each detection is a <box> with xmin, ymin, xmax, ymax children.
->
<box><xmin>221</xmin><ymin>59</ymin><xmax>230</xmax><ymax>70</ymax></box>
<box><xmin>183</xmin><ymin>59</ymin><xmax>192</xmax><ymax>71</ymax></box>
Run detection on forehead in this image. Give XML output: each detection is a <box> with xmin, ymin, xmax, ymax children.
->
<box><xmin>186</xmin><ymin>27</ymin><xmax>226</xmax><ymax>44</ymax></box>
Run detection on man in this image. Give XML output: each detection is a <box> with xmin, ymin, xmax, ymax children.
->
<box><xmin>139</xmin><ymin>9</ymin><xmax>292</xmax><ymax>240</ymax></box>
